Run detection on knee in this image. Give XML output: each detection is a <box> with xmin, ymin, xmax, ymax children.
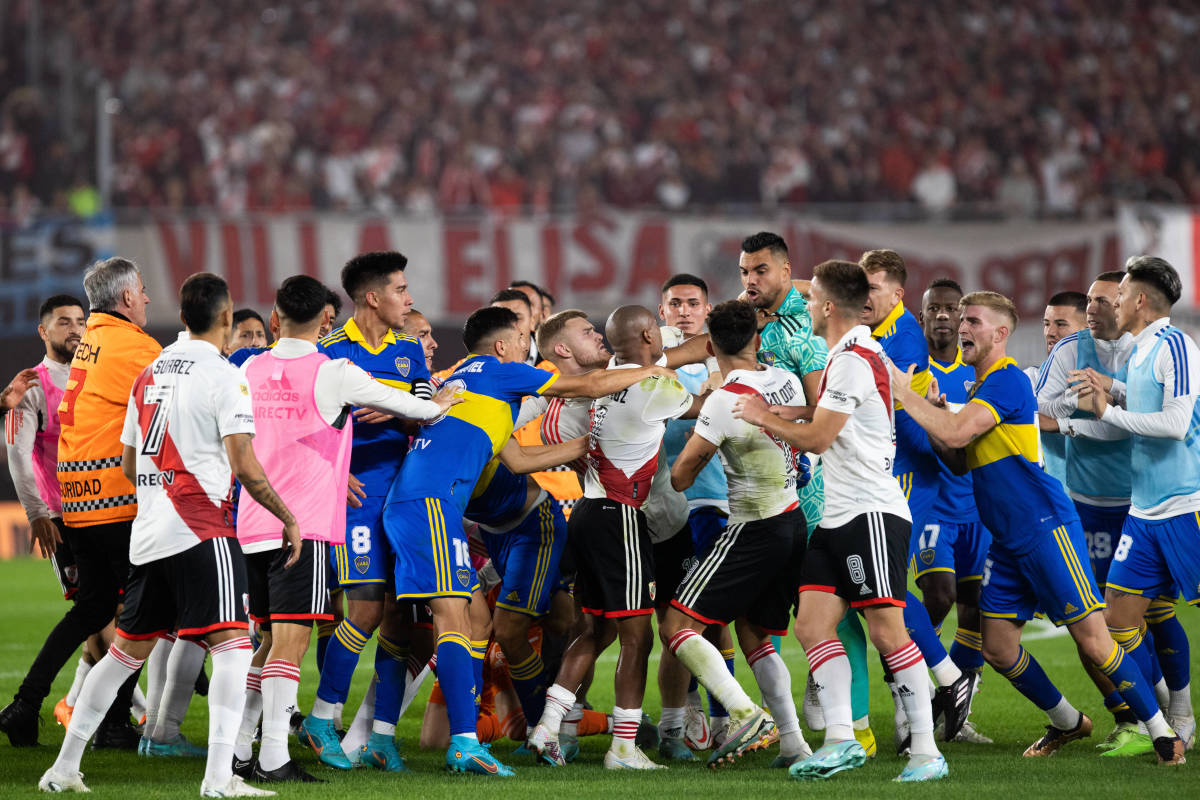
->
<box><xmin>919</xmin><ymin>579</ymin><xmax>956</xmax><ymax>624</ymax></box>
<box><xmin>981</xmin><ymin>639</ymin><xmax>1015</xmax><ymax>670</ymax></box>
<box><xmin>492</xmin><ymin>615</ymin><xmax>528</xmax><ymax>653</ymax></box>
<box><xmin>346</xmin><ymin>605</ymin><xmax>383</xmax><ymax>633</ymax></box>
<box><xmin>868</xmin><ymin>627</ymin><xmax>907</xmax><ymax>656</ymax></box>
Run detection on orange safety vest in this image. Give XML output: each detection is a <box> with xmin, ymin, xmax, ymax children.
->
<box><xmin>57</xmin><ymin>312</ymin><xmax>162</xmax><ymax>527</ymax></box>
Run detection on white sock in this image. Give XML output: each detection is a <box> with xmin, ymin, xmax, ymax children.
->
<box><xmin>233</xmin><ymin>666</ymin><xmax>263</xmax><ymax>761</ymax></box>
<box><xmin>1155</xmin><ymin>678</ymin><xmax>1170</xmax><ymax>710</ymax></box>
<box><xmin>204</xmin><ymin>638</ymin><xmax>253</xmax><ymax>789</ymax></box>
<box><xmin>371</xmin><ymin>720</ymin><xmax>396</xmax><ymax>737</ymax></box>
<box><xmin>749</xmin><ymin>643</ymin><xmax>805</xmax><ymax>757</ymax></box>
<box><xmin>804</xmin><ymin>639</ymin><xmax>853</xmax><ymax>743</ymax></box>
<box><xmin>1047</xmin><ymin>696</ymin><xmax>1081</xmax><ymax>730</ymax></box>
<box><xmin>340</xmin><ymin>674</ymin><xmax>377</xmax><ymax>755</ymax></box>
<box><xmin>538</xmin><ymin>684</ymin><xmax>575</xmax><ymax>735</ymax></box>
<box><xmin>884</xmin><ymin>642</ymin><xmax>938</xmax><ymax>758</ymax></box>
<box><xmin>54</xmin><ymin>646</ymin><xmax>144</xmax><ymax>775</ymax></box>
<box><xmin>611</xmin><ymin>706</ymin><xmax>641</xmax><ymax>753</ymax></box>
<box><xmin>888</xmin><ymin>676</ymin><xmax>907</xmax><ymax>726</ymax></box>
<box><xmin>668</xmin><ymin>629</ymin><xmax>755</xmax><ymax>720</ymax></box>
<box><xmin>560</xmin><ymin>701</ymin><xmax>584</xmax><ymax>737</ymax></box>
<box><xmin>131</xmin><ymin>684</ymin><xmax>147</xmax><ymax>722</ymax></box>
<box><xmin>686</xmin><ymin>688</ymin><xmax>702</xmax><ymax>707</ymax></box>
<box><xmin>1144</xmin><ymin>710</ymin><xmax>1174</xmax><ymax>740</ymax></box>
<box><xmin>853</xmin><ymin>715</ymin><xmax>871</xmax><ymax>731</ymax></box>
<box><xmin>332</xmin><ymin>701</ymin><xmax>344</xmax><ymax>730</ymax></box>
<box><xmin>1169</xmin><ymin>683</ymin><xmax>1193</xmax><ymax>719</ymax></box>
<box><xmin>309</xmin><ymin>697</ymin><xmax>337</xmax><ymax>720</ymax></box>
<box><xmin>658</xmin><ymin>707</ymin><xmax>685</xmax><ymax>738</ymax></box>
<box><xmin>143</xmin><ymin>634</ymin><xmax>175</xmax><ymax>737</ymax></box>
<box><xmin>258</xmin><ymin>660</ymin><xmax>301</xmax><ymax>772</ymax></box>
<box><xmin>152</xmin><ymin>637</ymin><xmax>207</xmax><ymax>742</ymax></box>
<box><xmin>65</xmin><ymin>656</ymin><xmax>92</xmax><ymax>707</ymax></box>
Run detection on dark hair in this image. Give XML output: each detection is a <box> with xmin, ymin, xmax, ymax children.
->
<box><xmin>275</xmin><ymin>275</ymin><xmax>329</xmax><ymax>325</ymax></box>
<box><xmin>1125</xmin><ymin>255</ymin><xmax>1181</xmax><ymax>308</ymax></box>
<box><xmin>860</xmin><ymin>249</ymin><xmax>907</xmax><ymax>287</ymax></box>
<box><xmin>926</xmin><ymin>278</ymin><xmax>963</xmax><ymax>296</ymax></box>
<box><xmin>232</xmin><ymin>308</ymin><xmax>265</xmax><ymax>329</ymax></box>
<box><xmin>740</xmin><ymin>231</ymin><xmax>788</xmax><ymax>258</ymax></box>
<box><xmin>813</xmin><ymin>260</ymin><xmax>870</xmax><ymax>316</ymax></box>
<box><xmin>341</xmin><ymin>251</ymin><xmax>408</xmax><ymax>303</ymax></box>
<box><xmin>464</xmin><ymin>306</ymin><xmax>519</xmax><ymax>352</ymax></box>
<box><xmin>661</xmin><ymin>273</ymin><xmax>709</xmax><ymax>296</ymax></box>
<box><xmin>1095</xmin><ymin>270</ymin><xmax>1125</xmax><ymax>284</ymax></box>
<box><xmin>707</xmin><ymin>300</ymin><xmax>758</xmax><ymax>356</ymax></box>
<box><xmin>325</xmin><ymin>289</ymin><xmax>343</xmax><ymax>319</ymax></box>
<box><xmin>39</xmin><ymin>294</ymin><xmax>84</xmax><ymax>321</ymax></box>
<box><xmin>1047</xmin><ymin>291</ymin><xmax>1087</xmax><ymax>315</ymax></box>
<box><xmin>539</xmin><ymin>288</ymin><xmax>555</xmax><ymax>306</ymax></box>
<box><xmin>509</xmin><ymin>280</ymin><xmax>544</xmax><ymax>296</ymax></box>
<box><xmin>180</xmin><ymin>273</ymin><xmax>230</xmax><ymax>334</ymax></box>
<box><xmin>491</xmin><ymin>288</ymin><xmax>531</xmax><ymax>310</ymax></box>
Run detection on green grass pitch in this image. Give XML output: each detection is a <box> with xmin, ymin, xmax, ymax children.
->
<box><xmin>0</xmin><ymin>556</ymin><xmax>1196</xmax><ymax>798</ymax></box>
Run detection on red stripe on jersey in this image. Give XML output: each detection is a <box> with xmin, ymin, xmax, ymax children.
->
<box><xmin>847</xmin><ymin>343</ymin><xmax>894</xmax><ymax>422</ymax></box>
<box><xmin>5</xmin><ymin>409</ymin><xmax>19</xmax><ymax>444</ymax></box>
<box><xmin>721</xmin><ymin>381</ymin><xmax>804</xmax><ymax>478</ymax></box>
<box><xmin>133</xmin><ymin>370</ymin><xmax>234</xmax><ymax>542</ymax></box>
<box><xmin>587</xmin><ymin>446</ymin><xmax>658</xmax><ymax>508</ymax></box>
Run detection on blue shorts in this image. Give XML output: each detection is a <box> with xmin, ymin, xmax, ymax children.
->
<box><xmin>980</xmin><ymin>521</ymin><xmax>1104</xmax><ymax>626</ymax></box>
<box><xmin>909</xmin><ymin>519</ymin><xmax>991</xmax><ymax>583</ymax></box>
<box><xmin>688</xmin><ymin>505</ymin><xmax>730</xmax><ymax>559</ymax></box>
<box><xmin>897</xmin><ymin>468</ymin><xmax>938</xmax><ymax>537</ymax></box>
<box><xmin>481</xmin><ymin>497</ymin><xmax>568</xmax><ymax>618</ymax></box>
<box><xmin>331</xmin><ymin>496</ymin><xmax>392</xmax><ymax>586</ymax></box>
<box><xmin>384</xmin><ymin>497</ymin><xmax>478</xmax><ymax>601</ymax></box>
<box><xmin>1107</xmin><ymin>512</ymin><xmax>1200</xmax><ymax>605</ymax></box>
<box><xmin>1074</xmin><ymin>501</ymin><xmax>1129</xmax><ymax>590</ymax></box>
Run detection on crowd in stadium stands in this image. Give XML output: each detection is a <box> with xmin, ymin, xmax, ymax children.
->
<box><xmin>1</xmin><ymin>0</ymin><xmax>1200</xmax><ymax>218</ymax></box>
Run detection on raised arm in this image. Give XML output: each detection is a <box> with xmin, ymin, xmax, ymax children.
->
<box><xmin>545</xmin><ymin>365</ymin><xmax>674</xmax><ymax>399</ymax></box>
<box><xmin>497</xmin><ymin>435</ymin><xmax>588</xmax><ymax>474</ymax></box>
<box><xmin>670</xmin><ymin>433</ymin><xmax>719</xmax><ymax>492</ymax></box>
<box><xmin>734</xmin><ymin>395</ymin><xmax>849</xmax><ymax>454</ymax></box>
<box><xmin>891</xmin><ymin>363</ymin><xmax>997</xmax><ymax>449</ymax></box>
<box><xmin>663</xmin><ymin>334</ymin><xmax>711</xmax><ymax>369</ymax></box>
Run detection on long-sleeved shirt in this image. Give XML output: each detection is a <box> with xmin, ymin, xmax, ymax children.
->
<box><xmin>5</xmin><ymin>357</ymin><xmax>70</xmax><ymax>522</ymax></box>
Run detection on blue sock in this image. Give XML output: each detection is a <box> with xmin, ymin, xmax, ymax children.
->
<box><xmin>315</xmin><ymin>620</ymin><xmax>370</xmax><ymax>706</ymax></box>
<box><xmin>437</xmin><ymin>633</ymin><xmax>478</xmax><ymax>737</ymax></box>
<box><xmin>1109</xmin><ymin>626</ymin><xmax>1157</xmax><ymax>686</ymax></box>
<box><xmin>1142</xmin><ymin>625</ymin><xmax>1164</xmax><ymax>685</ymax></box>
<box><xmin>470</xmin><ymin>639</ymin><xmax>488</xmax><ymax>716</ymax></box>
<box><xmin>1099</xmin><ymin>642</ymin><xmax>1159</xmax><ymax>722</ymax></box>
<box><xmin>687</xmin><ymin>676</ymin><xmax>699</xmax><ymax>693</ymax></box>
<box><xmin>998</xmin><ymin>646</ymin><xmax>1063</xmax><ymax>710</ymax></box>
<box><xmin>1104</xmin><ymin>690</ymin><xmax>1137</xmax><ymax>724</ymax></box>
<box><xmin>949</xmin><ymin>627</ymin><xmax>985</xmax><ymax>673</ymax></box>
<box><xmin>903</xmin><ymin>591</ymin><xmax>951</xmax><ymax>665</ymax></box>
<box><xmin>837</xmin><ymin>609</ymin><xmax>870</xmax><ymax>720</ymax></box>
<box><xmin>1147</xmin><ymin>608</ymin><xmax>1191</xmax><ymax>691</ymax></box>
<box><xmin>508</xmin><ymin>650</ymin><xmax>548</xmax><ymax>724</ymax></box>
<box><xmin>707</xmin><ymin>647</ymin><xmax>735</xmax><ymax>718</ymax></box>
<box><xmin>373</xmin><ymin>635</ymin><xmax>409</xmax><ymax>726</ymax></box>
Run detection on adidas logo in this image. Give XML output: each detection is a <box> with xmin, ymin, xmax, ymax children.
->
<box><xmin>1063</xmin><ymin>602</ymin><xmax>1078</xmax><ymax>614</ymax></box>
<box><xmin>505</xmin><ymin>591</ymin><xmax>520</xmax><ymax>602</ymax></box>
<box><xmin>1117</xmin><ymin>681</ymin><xmax>1134</xmax><ymax>692</ymax></box>
<box><xmin>859</xmin><ymin>584</ymin><xmax>872</xmax><ymax>595</ymax></box>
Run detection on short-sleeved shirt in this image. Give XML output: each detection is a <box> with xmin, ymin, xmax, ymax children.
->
<box><xmin>319</xmin><ymin>318</ymin><xmax>432</xmax><ymax>496</ymax></box>
<box><xmin>386</xmin><ymin>354</ymin><xmax>556</xmax><ymax>515</ymax></box>
<box><xmin>693</xmin><ymin>366</ymin><xmax>806</xmax><ymax>524</ymax></box>
<box><xmin>661</xmin><ymin>326</ymin><xmax>728</xmax><ymax>511</ymax></box>
<box><xmin>872</xmin><ymin>303</ymin><xmax>937</xmax><ymax>474</ymax></box>
<box><xmin>966</xmin><ymin>356</ymin><xmax>1079</xmax><ymax>556</ymax></box>
<box><xmin>120</xmin><ymin>338</ymin><xmax>255</xmax><ymax>565</ymax></box>
<box><xmin>816</xmin><ymin>326</ymin><xmax>911</xmax><ymax>528</ymax></box>
<box><xmin>928</xmin><ymin>351</ymin><xmax>979</xmax><ymax>524</ymax></box>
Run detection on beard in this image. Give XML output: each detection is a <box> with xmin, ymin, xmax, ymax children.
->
<box><xmin>51</xmin><ymin>340</ymin><xmax>78</xmax><ymax>362</ymax></box>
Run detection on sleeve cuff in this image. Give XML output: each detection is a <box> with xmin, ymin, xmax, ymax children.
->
<box><xmin>968</xmin><ymin>397</ymin><xmax>1001</xmax><ymax>423</ymax></box>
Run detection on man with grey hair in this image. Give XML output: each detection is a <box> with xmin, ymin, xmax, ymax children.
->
<box><xmin>0</xmin><ymin>258</ymin><xmax>160</xmax><ymax>749</ymax></box>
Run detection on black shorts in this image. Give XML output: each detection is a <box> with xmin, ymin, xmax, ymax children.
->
<box><xmin>245</xmin><ymin>540</ymin><xmax>333</xmax><ymax>626</ymax></box>
<box><xmin>652</xmin><ymin>525</ymin><xmax>694</xmax><ymax>609</ymax></box>
<box><xmin>47</xmin><ymin>518</ymin><xmax>80</xmax><ymax>600</ymax></box>
<box><xmin>800</xmin><ymin>512</ymin><xmax>909</xmax><ymax>608</ymax></box>
<box><xmin>672</xmin><ymin>506</ymin><xmax>806</xmax><ymax>635</ymax></box>
<box><xmin>117</xmin><ymin>536</ymin><xmax>249</xmax><ymax>640</ymax></box>
<box><xmin>570</xmin><ymin>498</ymin><xmax>655</xmax><ymax>618</ymax></box>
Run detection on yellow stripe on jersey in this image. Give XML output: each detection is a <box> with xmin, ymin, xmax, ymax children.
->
<box><xmin>535</xmin><ymin>371</ymin><xmax>560</xmax><ymax>395</ymax></box>
<box><xmin>376</xmin><ymin>377</ymin><xmax>414</xmax><ymax>391</ymax></box>
<box><xmin>427</xmin><ymin>498</ymin><xmax>446</xmax><ymax>593</ymax></box>
<box><xmin>966</xmin><ymin>419</ymin><xmax>1040</xmax><ymax>470</ymax></box>
<box><xmin>968</xmin><ymin>397</ymin><xmax>1002</xmax><ymax>423</ymax></box>
<box><xmin>342</xmin><ymin>317</ymin><xmax>398</xmax><ymax>355</ymax></box>
<box><xmin>1053</xmin><ymin>526</ymin><xmax>1102</xmax><ymax>611</ymax></box>
<box><xmin>872</xmin><ymin>302</ymin><xmax>906</xmax><ymax>340</ymax></box>
<box><xmin>445</xmin><ymin>390</ymin><xmax>522</xmax><ymax>456</ymax></box>
<box><xmin>472</xmin><ymin>457</ymin><xmax>501</xmax><ymax>499</ymax></box>
<box><xmin>531</xmin><ymin>500</ymin><xmax>552</xmax><ymax>608</ymax></box>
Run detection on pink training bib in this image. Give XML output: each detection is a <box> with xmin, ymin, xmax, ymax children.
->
<box><xmin>33</xmin><ymin>363</ymin><xmax>64</xmax><ymax>516</ymax></box>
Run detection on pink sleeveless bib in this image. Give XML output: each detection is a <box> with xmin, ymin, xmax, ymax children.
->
<box><xmin>237</xmin><ymin>351</ymin><xmax>352</xmax><ymax>546</ymax></box>
<box><xmin>33</xmin><ymin>363</ymin><xmax>63</xmax><ymax>516</ymax></box>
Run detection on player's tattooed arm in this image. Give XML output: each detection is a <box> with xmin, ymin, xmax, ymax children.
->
<box><xmin>498</xmin><ymin>435</ymin><xmax>587</xmax><ymax>473</ymax></box>
<box><xmin>224</xmin><ymin>432</ymin><xmax>303</xmax><ymax>567</ymax></box>
<box><xmin>670</xmin><ymin>434</ymin><xmax>718</xmax><ymax>492</ymax></box>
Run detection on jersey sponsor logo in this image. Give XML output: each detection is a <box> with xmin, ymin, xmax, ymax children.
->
<box><xmin>60</xmin><ymin>478</ymin><xmax>102</xmax><ymax>498</ymax></box>
<box><xmin>457</xmin><ymin>568</ymin><xmax>471</xmax><ymax>587</ymax></box>
<box><xmin>409</xmin><ymin>438</ymin><xmax>432</xmax><ymax>451</ymax></box>
<box><xmin>355</xmin><ymin>555</ymin><xmax>370</xmax><ymax>574</ymax></box>
<box><xmin>252</xmin><ymin>389</ymin><xmax>300</xmax><ymax>402</ymax></box>
<box><xmin>254</xmin><ymin>405</ymin><xmax>308</xmax><ymax>421</ymax></box>
<box><xmin>135</xmin><ymin>470</ymin><xmax>176</xmax><ymax>487</ymax></box>
<box><xmin>396</xmin><ymin>356</ymin><xmax>411</xmax><ymax>377</ymax></box>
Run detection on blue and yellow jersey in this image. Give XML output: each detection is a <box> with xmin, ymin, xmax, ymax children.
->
<box><xmin>966</xmin><ymin>357</ymin><xmax>1079</xmax><ymax>555</ymax></box>
<box><xmin>229</xmin><ymin>344</ymin><xmax>270</xmax><ymax>367</ymax></box>
<box><xmin>929</xmin><ymin>350</ymin><xmax>979</xmax><ymax>523</ymax></box>
<box><xmin>318</xmin><ymin>318</ymin><xmax>431</xmax><ymax>496</ymax></box>
<box><xmin>387</xmin><ymin>355</ymin><xmax>557</xmax><ymax>515</ymax></box>
<box><xmin>465</xmin><ymin>457</ymin><xmax>530</xmax><ymax>528</ymax></box>
<box><xmin>873</xmin><ymin>303</ymin><xmax>937</xmax><ymax>473</ymax></box>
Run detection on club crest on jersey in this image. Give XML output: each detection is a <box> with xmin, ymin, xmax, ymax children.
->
<box><xmin>648</xmin><ymin>581</ymin><xmax>657</xmax><ymax>601</ymax></box>
<box><xmin>355</xmin><ymin>555</ymin><xmax>370</xmax><ymax>574</ymax></box>
<box><xmin>242</xmin><ymin>592</ymin><xmax>250</xmax><ymax>616</ymax></box>
<box><xmin>457</xmin><ymin>568</ymin><xmax>471</xmax><ymax>587</ymax></box>
<box><xmin>396</xmin><ymin>356</ymin><xmax>411</xmax><ymax>377</ymax></box>
<box><xmin>761</xmin><ymin>350</ymin><xmax>776</xmax><ymax>365</ymax></box>
<box><xmin>920</xmin><ymin>548</ymin><xmax>935</xmax><ymax>565</ymax></box>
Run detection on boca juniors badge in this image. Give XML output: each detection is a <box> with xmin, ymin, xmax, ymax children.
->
<box><xmin>457</xmin><ymin>568</ymin><xmax>471</xmax><ymax>587</ymax></box>
<box><xmin>355</xmin><ymin>555</ymin><xmax>371</xmax><ymax>574</ymax></box>
<box><xmin>761</xmin><ymin>350</ymin><xmax>776</xmax><ymax>365</ymax></box>
<box><xmin>396</xmin><ymin>356</ymin><xmax>411</xmax><ymax>377</ymax></box>
<box><xmin>920</xmin><ymin>548</ymin><xmax>935</xmax><ymax>565</ymax></box>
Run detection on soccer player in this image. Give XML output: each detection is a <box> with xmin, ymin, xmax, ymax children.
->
<box><xmin>663</xmin><ymin>299</ymin><xmax>811</xmax><ymax>769</ymax></box>
<box><xmin>891</xmin><ymin>289</ymin><xmax>1184</xmax><ymax>764</ymax></box>
<box><xmin>0</xmin><ymin>258</ymin><xmax>161</xmax><ymax>750</ymax></box>
<box><xmin>527</xmin><ymin>306</ymin><xmax>697</xmax><ymax>771</ymax></box>
<box><xmin>4</xmin><ymin>296</ymin><xmax>98</xmax><ymax>730</ymax></box>
<box><xmin>858</xmin><ymin>250</ymin><xmax>973</xmax><ymax>747</ymax></box>
<box><xmin>384</xmin><ymin>305</ymin><xmax>671</xmax><ymax>776</ymax></box>
<box><xmin>1049</xmin><ymin>256</ymin><xmax>1196</xmax><ymax>753</ymax></box>
<box><xmin>236</xmin><ymin>276</ymin><xmax>459</xmax><ymax>781</ymax></box>
<box><xmin>915</xmin><ymin>278</ymin><xmax>992</xmax><ymax>743</ymax></box>
<box><xmin>510</xmin><ymin>280</ymin><xmax>545</xmax><ymax>360</ymax></box>
<box><xmin>657</xmin><ymin>274</ymin><xmax>734</xmax><ymax>752</ymax></box>
<box><xmin>303</xmin><ymin>252</ymin><xmax>433</xmax><ymax>768</ymax></box>
<box><xmin>401</xmin><ymin>309</ymin><xmax>439</xmax><ymax>371</ymax></box>
<box><xmin>538</xmin><ymin>288</ymin><xmax>555</xmax><ymax>323</ymax></box>
<box><xmin>38</xmin><ymin>273</ymin><xmax>295</xmax><ymax>796</ymax></box>
<box><xmin>1032</xmin><ymin>291</ymin><xmax>1088</xmax><ymax>483</ymax></box>
<box><xmin>737</xmin><ymin>259</ymin><xmax>946</xmax><ymax>782</ymax></box>
<box><xmin>230</xmin><ymin>309</ymin><xmax>269</xmax><ymax>355</ymax></box>
<box><xmin>493</xmin><ymin>288</ymin><xmax>539</xmax><ymax>364</ymax></box>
